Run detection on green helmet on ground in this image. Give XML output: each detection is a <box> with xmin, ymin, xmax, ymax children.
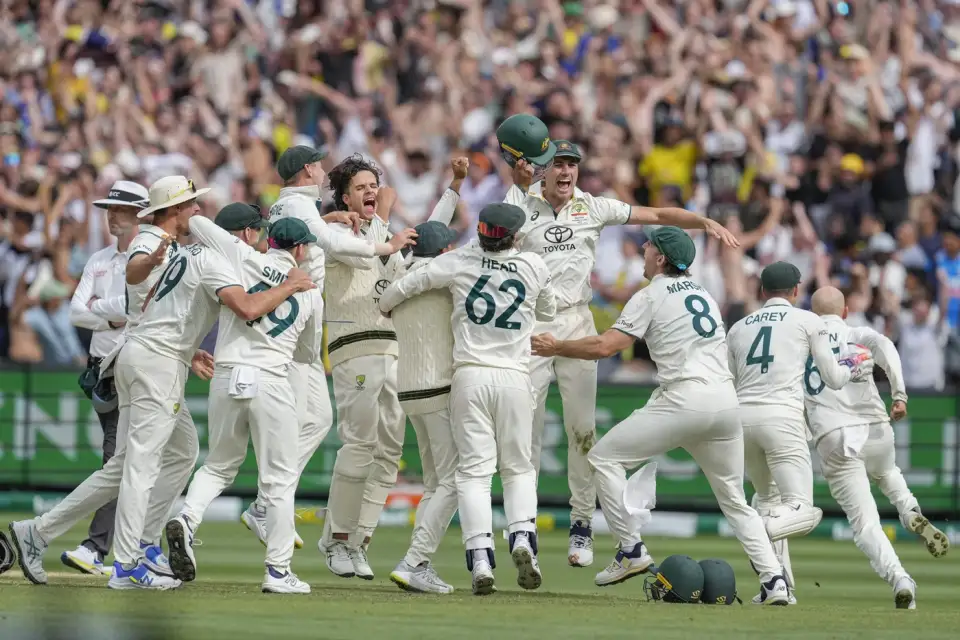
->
<box><xmin>496</xmin><ymin>114</ymin><xmax>557</xmax><ymax>168</ymax></box>
<box><xmin>643</xmin><ymin>555</ymin><xmax>704</xmax><ymax>603</ymax></box>
<box><xmin>699</xmin><ymin>558</ymin><xmax>740</xmax><ymax>605</ymax></box>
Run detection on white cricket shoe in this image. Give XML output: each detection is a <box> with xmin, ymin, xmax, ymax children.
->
<box><xmin>108</xmin><ymin>561</ymin><xmax>180</xmax><ymax>590</ymax></box>
<box><xmin>510</xmin><ymin>532</ymin><xmax>542</xmax><ymax>591</ymax></box>
<box><xmin>350</xmin><ymin>545</ymin><xmax>374</xmax><ymax>580</ymax></box>
<box><xmin>165</xmin><ymin>515</ymin><xmax>197</xmax><ymax>582</ymax></box>
<box><xmin>568</xmin><ymin>520</ymin><xmax>594</xmax><ymax>567</ymax></box>
<box><xmin>752</xmin><ymin>591</ymin><xmax>797</xmax><ymax>605</ymax></box>
<box><xmin>390</xmin><ymin>560</ymin><xmax>454</xmax><ymax>594</ymax></box>
<box><xmin>894</xmin><ymin>576</ymin><xmax>917</xmax><ymax>610</ymax></box>
<box><xmin>469</xmin><ymin>549</ymin><xmax>496</xmax><ymax>596</ymax></box>
<box><xmin>241</xmin><ymin>505</ymin><xmax>304</xmax><ymax>549</ymax></box>
<box><xmin>61</xmin><ymin>545</ymin><xmax>109</xmax><ymax>576</ymax></box>
<box><xmin>318</xmin><ymin>538</ymin><xmax>355</xmax><ymax>578</ymax></box>
<box><xmin>901</xmin><ymin>509</ymin><xmax>948</xmax><ymax>558</ymax></box>
<box><xmin>8</xmin><ymin>520</ymin><xmax>48</xmax><ymax>585</ymax></box>
<box><xmin>594</xmin><ymin>542</ymin><xmax>654</xmax><ymax>587</ymax></box>
<box><xmin>262</xmin><ymin>566</ymin><xmax>311</xmax><ymax>594</ymax></box>
<box><xmin>757</xmin><ymin>575</ymin><xmax>790</xmax><ymax>605</ymax></box>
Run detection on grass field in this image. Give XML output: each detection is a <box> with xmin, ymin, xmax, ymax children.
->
<box><xmin>0</xmin><ymin>512</ymin><xmax>957</xmax><ymax>639</ymax></box>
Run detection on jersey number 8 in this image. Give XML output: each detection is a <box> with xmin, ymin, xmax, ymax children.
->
<box><xmin>465</xmin><ymin>275</ymin><xmax>526</xmax><ymax>330</ymax></box>
<box><xmin>684</xmin><ymin>294</ymin><xmax>718</xmax><ymax>338</ymax></box>
<box><xmin>246</xmin><ymin>282</ymin><xmax>299</xmax><ymax>336</ymax></box>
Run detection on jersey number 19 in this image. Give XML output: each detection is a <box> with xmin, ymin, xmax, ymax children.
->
<box><xmin>246</xmin><ymin>282</ymin><xmax>299</xmax><ymax>337</ymax></box>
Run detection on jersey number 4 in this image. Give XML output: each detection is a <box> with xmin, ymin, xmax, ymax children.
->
<box><xmin>466</xmin><ymin>275</ymin><xmax>526</xmax><ymax>330</ymax></box>
<box><xmin>246</xmin><ymin>282</ymin><xmax>299</xmax><ymax>336</ymax></box>
<box><xmin>746</xmin><ymin>326</ymin><xmax>775</xmax><ymax>373</ymax></box>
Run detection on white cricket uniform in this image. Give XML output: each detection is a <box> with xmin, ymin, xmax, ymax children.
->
<box><xmin>590</xmin><ymin>275</ymin><xmax>782</xmax><ymax>581</ymax></box>
<box><xmin>380</xmin><ymin>242</ymin><xmax>556</xmax><ymax>551</ymax></box>
<box><xmin>726</xmin><ymin>298</ymin><xmax>851</xmax><ymax>512</ymax></box>
<box><xmin>323</xmin><ymin>213</ymin><xmax>405</xmax><ymax>541</ymax></box>
<box><xmin>33</xmin><ymin>225</ymin><xmax>196</xmax><ymax>548</ymax></box>
<box><xmin>505</xmin><ymin>184</ymin><xmax>630</xmax><ymax>525</ymax></box>
<box><xmin>266</xmin><ymin>186</ymin><xmax>381</xmax><ymax>505</ymax></box>
<box><xmin>804</xmin><ymin>315</ymin><xmax>916</xmax><ymax>588</ymax></box>
<box><xmin>178</xmin><ymin>216</ymin><xmax>323</xmax><ymax>571</ymax></box>
<box><xmin>113</xmin><ymin>241</ymin><xmax>240</xmax><ymax>566</ymax></box>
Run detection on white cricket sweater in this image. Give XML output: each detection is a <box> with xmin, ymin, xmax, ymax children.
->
<box><xmin>392</xmin><ymin>257</ymin><xmax>454</xmax><ymax>415</ymax></box>
<box><xmin>325</xmin><ymin>215</ymin><xmax>400</xmax><ymax>367</ymax></box>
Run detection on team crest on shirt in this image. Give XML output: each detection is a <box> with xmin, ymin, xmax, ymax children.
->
<box><xmin>570</xmin><ymin>199</ymin><xmax>588</xmax><ymax>220</ymax></box>
<box><xmin>355</xmin><ymin>375</ymin><xmax>366</xmax><ymax>390</ymax></box>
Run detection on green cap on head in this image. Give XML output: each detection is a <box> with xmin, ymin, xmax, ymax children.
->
<box><xmin>553</xmin><ymin>140</ymin><xmax>582</xmax><ymax>161</ymax></box>
<box><xmin>496</xmin><ymin>114</ymin><xmax>557</xmax><ymax>167</ymax></box>
<box><xmin>268</xmin><ymin>217</ymin><xmax>317</xmax><ymax>249</ymax></box>
<box><xmin>276</xmin><ymin>145</ymin><xmax>327</xmax><ymax>181</ymax></box>
<box><xmin>478</xmin><ymin>203</ymin><xmax>525</xmax><ymax>238</ymax></box>
<box><xmin>214</xmin><ymin>203</ymin><xmax>269</xmax><ymax>231</ymax></box>
<box><xmin>760</xmin><ymin>261</ymin><xmax>802</xmax><ymax>292</ymax></box>
<box><xmin>412</xmin><ymin>221</ymin><xmax>456</xmax><ymax>257</ymax></box>
<box><xmin>649</xmin><ymin>226</ymin><xmax>696</xmax><ymax>271</ymax></box>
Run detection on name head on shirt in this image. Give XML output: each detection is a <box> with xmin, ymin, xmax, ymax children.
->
<box><xmin>745</xmin><ymin>311</ymin><xmax>788</xmax><ymax>325</ymax></box>
<box><xmin>666</xmin><ymin>280</ymin><xmax>704</xmax><ymax>295</ymax></box>
<box><xmin>481</xmin><ymin>256</ymin><xmax>518</xmax><ymax>273</ymax></box>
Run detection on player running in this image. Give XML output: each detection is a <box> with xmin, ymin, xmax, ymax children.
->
<box><xmin>726</xmin><ymin>262</ymin><xmax>873</xmax><ymax>604</ymax></box>
<box><xmin>240</xmin><ymin>146</ymin><xmax>413</xmax><ymax>549</ymax></box>
<box><xmin>531</xmin><ymin>227</ymin><xmax>790</xmax><ymax>604</ymax></box>
<box><xmin>380</xmin><ymin>203</ymin><xmax>557</xmax><ymax>596</ymax></box>
<box><xmin>108</xmin><ymin>179</ymin><xmax>314</xmax><ymax>590</ymax></box>
<box><xmin>498</xmin><ymin>119</ymin><xmax>739</xmax><ymax>566</ymax></box>
<box><xmin>806</xmin><ymin>286</ymin><xmax>948</xmax><ymax>609</ymax></box>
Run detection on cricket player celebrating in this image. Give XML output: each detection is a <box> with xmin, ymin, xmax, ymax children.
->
<box><xmin>108</xmin><ymin>178</ymin><xmax>315</xmax><ymax>590</ymax></box>
<box><xmin>165</xmin><ymin>208</ymin><xmax>333</xmax><ymax>594</ymax></box>
<box><xmin>498</xmin><ymin>119</ymin><xmax>739</xmax><ymax>566</ymax></box>
<box><xmin>7</xmin><ymin>176</ymin><xmax>205</xmax><ymax>586</ymax></box>
<box><xmin>531</xmin><ymin>227</ymin><xmax>790</xmax><ymax>604</ymax></box>
<box><xmin>242</xmin><ymin>147</ymin><xmax>416</xmax><ymax>550</ymax></box>
<box><xmin>62</xmin><ymin>180</ymin><xmax>149</xmax><ymax>576</ymax></box>
<box><xmin>805</xmin><ymin>286</ymin><xmax>947</xmax><ymax>609</ymax></box>
<box><xmin>380</xmin><ymin>203</ymin><xmax>557</xmax><ymax>595</ymax></box>
<box><xmin>318</xmin><ymin>155</ymin><xmax>417</xmax><ymax>580</ymax></box>
<box><xmin>726</xmin><ymin>262</ymin><xmax>873</xmax><ymax>603</ymax></box>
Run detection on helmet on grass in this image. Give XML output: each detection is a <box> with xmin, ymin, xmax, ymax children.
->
<box><xmin>643</xmin><ymin>554</ymin><xmax>704</xmax><ymax>603</ymax></box>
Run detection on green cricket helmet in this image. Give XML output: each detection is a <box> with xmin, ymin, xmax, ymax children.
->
<box><xmin>643</xmin><ymin>555</ymin><xmax>704</xmax><ymax>603</ymax></box>
<box><xmin>699</xmin><ymin>558</ymin><xmax>741</xmax><ymax>605</ymax></box>
<box><xmin>496</xmin><ymin>114</ymin><xmax>557</xmax><ymax>168</ymax></box>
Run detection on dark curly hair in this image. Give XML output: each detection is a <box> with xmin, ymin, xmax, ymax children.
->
<box><xmin>327</xmin><ymin>153</ymin><xmax>382</xmax><ymax>211</ymax></box>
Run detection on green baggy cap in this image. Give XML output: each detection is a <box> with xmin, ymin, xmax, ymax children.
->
<box><xmin>215</xmin><ymin>203</ymin><xmax>269</xmax><ymax>230</ymax></box>
<box><xmin>478</xmin><ymin>203</ymin><xmax>525</xmax><ymax>238</ymax></box>
<box><xmin>276</xmin><ymin>145</ymin><xmax>327</xmax><ymax>181</ymax></box>
<box><xmin>268</xmin><ymin>217</ymin><xmax>317</xmax><ymax>249</ymax></box>
<box><xmin>649</xmin><ymin>226</ymin><xmax>696</xmax><ymax>271</ymax></box>
<box><xmin>760</xmin><ymin>261</ymin><xmax>802</xmax><ymax>292</ymax></box>
<box><xmin>412</xmin><ymin>221</ymin><xmax>456</xmax><ymax>257</ymax></box>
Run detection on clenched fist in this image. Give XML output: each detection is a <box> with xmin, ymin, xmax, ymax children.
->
<box><xmin>451</xmin><ymin>156</ymin><xmax>469</xmax><ymax>180</ymax></box>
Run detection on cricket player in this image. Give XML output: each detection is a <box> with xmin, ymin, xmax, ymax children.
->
<box><xmin>165</xmin><ymin>209</ymin><xmax>335</xmax><ymax>594</ymax></box>
<box><xmin>381</xmin><ymin>203</ymin><xmax>556</xmax><ymax>596</ymax></box>
<box><xmin>531</xmin><ymin>227</ymin><xmax>791</xmax><ymax>604</ymax></box>
<box><xmin>806</xmin><ymin>286</ymin><xmax>948</xmax><ymax>609</ymax></box>
<box><xmin>62</xmin><ymin>181</ymin><xmax>149</xmax><ymax>576</ymax></box>
<box><xmin>499</xmin><ymin>132</ymin><xmax>739</xmax><ymax>566</ymax></box>
<box><xmin>318</xmin><ymin>155</ymin><xmax>417</xmax><ymax>580</ymax></box>
<box><xmin>108</xmin><ymin>178</ymin><xmax>315</xmax><ymax>590</ymax></box>
<box><xmin>242</xmin><ymin>146</ymin><xmax>416</xmax><ymax>550</ymax></box>
<box><xmin>7</xmin><ymin>176</ymin><xmax>205</xmax><ymax>586</ymax></box>
<box><xmin>726</xmin><ymin>262</ymin><xmax>873</xmax><ymax>603</ymax></box>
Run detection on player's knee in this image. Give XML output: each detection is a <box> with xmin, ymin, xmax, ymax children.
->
<box><xmin>332</xmin><ymin>446</ymin><xmax>375</xmax><ymax>481</ymax></box>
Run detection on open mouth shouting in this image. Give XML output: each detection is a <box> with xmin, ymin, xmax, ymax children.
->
<box><xmin>362</xmin><ymin>192</ymin><xmax>377</xmax><ymax>214</ymax></box>
<box><xmin>556</xmin><ymin>176</ymin><xmax>573</xmax><ymax>192</ymax></box>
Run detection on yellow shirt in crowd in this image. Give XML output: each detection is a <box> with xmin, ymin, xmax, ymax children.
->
<box><xmin>638</xmin><ymin>140</ymin><xmax>697</xmax><ymax>201</ymax></box>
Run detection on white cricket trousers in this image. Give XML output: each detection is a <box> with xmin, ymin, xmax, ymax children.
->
<box><xmin>404</xmin><ymin>408</ymin><xmax>459</xmax><ymax>567</ymax></box>
<box><xmin>529</xmin><ymin>305</ymin><xmax>597</xmax><ymax>524</ymax></box>
<box><xmin>741</xmin><ymin>406</ymin><xmax>813</xmax><ymax>511</ymax></box>
<box><xmin>35</xmin><ymin>344</ymin><xmax>197</xmax><ymax>547</ymax></box>
<box><xmin>450</xmin><ymin>366</ymin><xmax>537</xmax><ymax>551</ymax></box>
<box><xmin>816</xmin><ymin>423</ymin><xmax>912</xmax><ymax>586</ymax></box>
<box><xmin>587</xmin><ymin>382</ymin><xmax>782</xmax><ymax>582</ymax></box>
<box><xmin>326</xmin><ymin>354</ymin><xmax>405</xmax><ymax>539</ymax></box>
<box><xmin>180</xmin><ymin>369</ymin><xmax>300</xmax><ymax>570</ymax></box>
<box><xmin>112</xmin><ymin>341</ymin><xmax>200</xmax><ymax>566</ymax></box>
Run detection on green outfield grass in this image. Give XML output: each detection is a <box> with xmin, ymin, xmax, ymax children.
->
<box><xmin>0</xmin><ymin>512</ymin><xmax>957</xmax><ymax>639</ymax></box>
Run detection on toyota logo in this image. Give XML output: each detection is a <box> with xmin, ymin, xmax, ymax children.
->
<box><xmin>544</xmin><ymin>226</ymin><xmax>573</xmax><ymax>244</ymax></box>
<box><xmin>375</xmin><ymin>279</ymin><xmax>389</xmax><ymax>295</ymax></box>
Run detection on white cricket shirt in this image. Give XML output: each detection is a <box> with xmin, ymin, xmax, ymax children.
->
<box><xmin>379</xmin><ymin>241</ymin><xmax>557</xmax><ymax>374</ymax></box>
<box><xmin>125</xmin><ymin>224</ymin><xmax>178</xmax><ymax>329</ymax></box>
<box><xmin>613</xmin><ymin>275</ymin><xmax>732</xmax><ymax>388</ymax></box>
<box><xmin>726</xmin><ymin>298</ymin><xmax>852</xmax><ymax>415</ymax></box>
<box><xmin>505</xmin><ymin>184</ymin><xmax>630</xmax><ymax>310</ymax></box>
<box><xmin>188</xmin><ymin>215</ymin><xmax>323</xmax><ymax>377</ymax></box>
<box><xmin>804</xmin><ymin>314</ymin><xmax>908</xmax><ymax>439</ymax></box>
<box><xmin>69</xmin><ymin>243</ymin><xmax>128</xmax><ymax>358</ymax></box>
<box><xmin>126</xmin><ymin>242</ymin><xmax>240</xmax><ymax>366</ymax></box>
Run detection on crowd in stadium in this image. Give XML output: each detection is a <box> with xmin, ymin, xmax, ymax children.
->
<box><xmin>0</xmin><ymin>0</ymin><xmax>958</xmax><ymax>389</ymax></box>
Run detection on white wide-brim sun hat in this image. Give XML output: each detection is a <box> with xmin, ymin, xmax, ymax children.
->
<box><xmin>138</xmin><ymin>175</ymin><xmax>211</xmax><ymax>219</ymax></box>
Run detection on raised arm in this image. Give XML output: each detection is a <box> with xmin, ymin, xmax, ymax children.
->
<box><xmin>188</xmin><ymin>214</ymin><xmax>254</xmax><ymax>262</ymax></box>
<box><xmin>379</xmin><ymin>254</ymin><xmax>456</xmax><ymax>314</ymax></box>
<box><xmin>628</xmin><ymin>205</ymin><xmax>740</xmax><ymax>248</ymax></box>
<box><xmin>127</xmin><ymin>235</ymin><xmax>172</xmax><ymax>285</ymax></box>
